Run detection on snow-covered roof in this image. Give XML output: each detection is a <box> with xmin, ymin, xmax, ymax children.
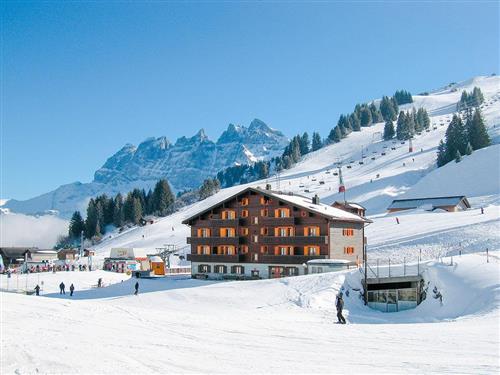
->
<box><xmin>182</xmin><ymin>186</ymin><xmax>370</xmax><ymax>224</ymax></box>
<box><xmin>388</xmin><ymin>196</ymin><xmax>470</xmax><ymax>210</ymax></box>
<box><xmin>269</xmin><ymin>192</ymin><xmax>369</xmax><ymax>223</ymax></box>
<box><xmin>333</xmin><ymin>201</ymin><xmax>366</xmax><ymax>210</ymax></box>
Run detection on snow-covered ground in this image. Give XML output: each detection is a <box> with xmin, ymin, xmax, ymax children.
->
<box><xmin>1</xmin><ymin>252</ymin><xmax>498</xmax><ymax>373</ymax></box>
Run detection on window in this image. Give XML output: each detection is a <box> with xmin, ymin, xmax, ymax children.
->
<box><xmin>260</xmin><ymin>246</ymin><xmax>268</xmax><ymax>254</ymax></box>
<box><xmin>342</xmin><ymin>228</ymin><xmax>355</xmax><ymax>236</ymax></box>
<box><xmin>285</xmin><ymin>267</ymin><xmax>299</xmax><ymax>276</ymax></box>
<box><xmin>197</xmin><ymin>228</ymin><xmax>211</xmax><ymax>237</ymax></box>
<box><xmin>270</xmin><ymin>266</ymin><xmax>285</xmax><ymax>278</ymax></box>
<box><xmin>198</xmin><ymin>264</ymin><xmax>211</xmax><ymax>273</ymax></box>
<box><xmin>304</xmin><ymin>226</ymin><xmax>320</xmax><ymax>236</ymax></box>
<box><xmin>221</xmin><ymin>210</ymin><xmax>236</xmax><ymax>220</ymax></box>
<box><xmin>241</xmin><ymin>209</ymin><xmax>249</xmax><ymax>218</ymax></box>
<box><xmin>274</xmin><ymin>246</ymin><xmax>293</xmax><ymax>256</ymax></box>
<box><xmin>275</xmin><ymin>208</ymin><xmax>290</xmax><ymax>218</ymax></box>
<box><xmin>252</xmin><ymin>217</ymin><xmax>259</xmax><ymax>225</ymax></box>
<box><xmin>197</xmin><ymin>245</ymin><xmax>211</xmax><ymax>255</ymax></box>
<box><xmin>260</xmin><ymin>227</ymin><xmax>268</xmax><ymax>235</ymax></box>
<box><xmin>252</xmin><ymin>254</ymin><xmax>259</xmax><ymax>261</ymax></box>
<box><xmin>241</xmin><ymin>197</ymin><xmax>249</xmax><ymax>206</ymax></box>
<box><xmin>275</xmin><ymin>226</ymin><xmax>294</xmax><ymax>237</ymax></box>
<box><xmin>217</xmin><ymin>245</ymin><xmax>236</xmax><ymax>255</ymax></box>
<box><xmin>215</xmin><ymin>265</ymin><xmax>227</xmax><ymax>274</ymax></box>
<box><xmin>260</xmin><ymin>208</ymin><xmax>268</xmax><ymax>217</ymax></box>
<box><xmin>305</xmin><ymin>246</ymin><xmax>320</xmax><ymax>256</ymax></box>
<box><xmin>231</xmin><ymin>265</ymin><xmax>244</xmax><ymax>274</ymax></box>
<box><xmin>300</xmin><ymin>210</ymin><xmax>307</xmax><ymax>217</ymax></box>
<box><xmin>260</xmin><ymin>196</ymin><xmax>270</xmax><ymax>205</ymax></box>
<box><xmin>241</xmin><ymin>227</ymin><xmax>249</xmax><ymax>236</ymax></box>
<box><xmin>344</xmin><ymin>246</ymin><xmax>355</xmax><ymax>255</ymax></box>
<box><xmin>220</xmin><ymin>228</ymin><xmax>236</xmax><ymax>237</ymax></box>
<box><xmin>253</xmin><ymin>235</ymin><xmax>259</xmax><ymax>243</ymax></box>
<box><xmin>240</xmin><ymin>245</ymin><xmax>249</xmax><ymax>254</ymax></box>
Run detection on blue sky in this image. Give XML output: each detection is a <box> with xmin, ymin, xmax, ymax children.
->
<box><xmin>1</xmin><ymin>1</ymin><xmax>498</xmax><ymax>200</ymax></box>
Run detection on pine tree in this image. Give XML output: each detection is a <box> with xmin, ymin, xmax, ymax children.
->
<box><xmin>153</xmin><ymin>179</ymin><xmax>175</xmax><ymax>216</ymax></box>
<box><xmin>360</xmin><ymin>107</ymin><xmax>372</xmax><ymax>127</ymax></box>
<box><xmin>383</xmin><ymin>119</ymin><xmax>395</xmax><ymax>140</ymax></box>
<box><xmin>68</xmin><ymin>211</ymin><xmax>85</xmax><ymax>239</ymax></box>
<box><xmin>396</xmin><ymin>111</ymin><xmax>410</xmax><ymax>140</ymax></box>
<box><xmin>123</xmin><ymin>192</ymin><xmax>135</xmax><ymax>223</ymax></box>
<box><xmin>437</xmin><ymin>140</ymin><xmax>448</xmax><ymax>167</ymax></box>
<box><xmin>391</xmin><ymin>97</ymin><xmax>399</xmax><ymax>118</ymax></box>
<box><xmin>131</xmin><ymin>197</ymin><xmax>143</xmax><ymax>224</ymax></box>
<box><xmin>85</xmin><ymin>199</ymin><xmax>101</xmax><ymax>239</ymax></box>
<box><xmin>349</xmin><ymin>112</ymin><xmax>361</xmax><ymax>131</ymax></box>
<box><xmin>445</xmin><ymin>114</ymin><xmax>468</xmax><ymax>162</ymax></box>
<box><xmin>299</xmin><ymin>132</ymin><xmax>310</xmax><ymax>155</ymax></box>
<box><xmin>369</xmin><ymin>102</ymin><xmax>382</xmax><ymax>123</ymax></box>
<box><xmin>455</xmin><ymin>150</ymin><xmax>462</xmax><ymax>163</ymax></box>
<box><xmin>465</xmin><ymin>142</ymin><xmax>473</xmax><ymax>156</ymax></box>
<box><xmin>312</xmin><ymin>132</ymin><xmax>322</xmax><ymax>151</ymax></box>
<box><xmin>113</xmin><ymin>193</ymin><xmax>124</xmax><ymax>227</ymax></box>
<box><xmin>467</xmin><ymin>109</ymin><xmax>490</xmax><ymax>150</ymax></box>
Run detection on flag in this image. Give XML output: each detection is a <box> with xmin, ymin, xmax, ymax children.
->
<box><xmin>338</xmin><ymin>167</ymin><xmax>345</xmax><ymax>193</ymax></box>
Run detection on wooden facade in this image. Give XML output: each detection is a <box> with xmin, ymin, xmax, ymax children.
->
<box><xmin>182</xmin><ymin>187</ymin><xmax>370</xmax><ymax>279</ymax></box>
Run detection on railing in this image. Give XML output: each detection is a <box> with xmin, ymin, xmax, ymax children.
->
<box><xmin>260</xmin><ymin>217</ymin><xmax>296</xmax><ymax>226</ymax></box>
<box><xmin>362</xmin><ymin>257</ymin><xmax>426</xmax><ymax>281</ymax></box>
<box><xmin>260</xmin><ymin>236</ymin><xmax>328</xmax><ymax>245</ymax></box>
<box><xmin>165</xmin><ymin>267</ymin><xmax>191</xmax><ymax>274</ymax></box>
<box><xmin>186</xmin><ymin>254</ymin><xmax>245</xmax><ymax>262</ymax></box>
<box><xmin>261</xmin><ymin>254</ymin><xmax>327</xmax><ymax>264</ymax></box>
<box><xmin>187</xmin><ymin>236</ymin><xmax>240</xmax><ymax>246</ymax></box>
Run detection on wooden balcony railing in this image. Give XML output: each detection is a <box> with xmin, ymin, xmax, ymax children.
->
<box><xmin>186</xmin><ymin>254</ymin><xmax>245</xmax><ymax>262</ymax></box>
<box><xmin>260</xmin><ymin>236</ymin><xmax>328</xmax><ymax>245</ymax></box>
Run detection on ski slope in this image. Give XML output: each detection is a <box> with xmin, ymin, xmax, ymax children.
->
<box><xmin>91</xmin><ymin>75</ymin><xmax>500</xmax><ymax>265</ymax></box>
<box><xmin>1</xmin><ymin>252</ymin><xmax>498</xmax><ymax>373</ymax></box>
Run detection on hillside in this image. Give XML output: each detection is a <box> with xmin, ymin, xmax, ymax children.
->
<box><xmin>91</xmin><ymin>75</ymin><xmax>500</xmax><ymax>263</ymax></box>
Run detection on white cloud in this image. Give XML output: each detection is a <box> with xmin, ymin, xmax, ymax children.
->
<box><xmin>0</xmin><ymin>212</ymin><xmax>69</xmax><ymax>248</ymax></box>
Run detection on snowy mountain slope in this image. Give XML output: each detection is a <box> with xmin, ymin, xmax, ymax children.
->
<box><xmin>90</xmin><ymin>75</ymin><xmax>500</xmax><ymax>260</ymax></box>
<box><xmin>1</xmin><ymin>252</ymin><xmax>498</xmax><ymax>373</ymax></box>
<box><xmin>3</xmin><ymin>119</ymin><xmax>288</xmax><ymax>218</ymax></box>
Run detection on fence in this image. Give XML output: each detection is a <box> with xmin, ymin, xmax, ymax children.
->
<box><xmin>362</xmin><ymin>257</ymin><xmax>426</xmax><ymax>281</ymax></box>
<box><xmin>165</xmin><ymin>267</ymin><xmax>191</xmax><ymax>275</ymax></box>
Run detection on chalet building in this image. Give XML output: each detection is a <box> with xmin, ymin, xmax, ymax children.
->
<box><xmin>387</xmin><ymin>196</ymin><xmax>471</xmax><ymax>213</ymax></box>
<box><xmin>182</xmin><ymin>186</ymin><xmax>371</xmax><ymax>280</ymax></box>
<box><xmin>332</xmin><ymin>201</ymin><xmax>366</xmax><ymax>217</ymax></box>
<box><xmin>0</xmin><ymin>247</ymin><xmax>58</xmax><ymax>267</ymax></box>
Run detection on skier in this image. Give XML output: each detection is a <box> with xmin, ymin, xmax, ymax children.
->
<box><xmin>97</xmin><ymin>278</ymin><xmax>102</xmax><ymax>288</ymax></box>
<box><xmin>335</xmin><ymin>292</ymin><xmax>346</xmax><ymax>324</ymax></box>
<box><xmin>396</xmin><ymin>217</ymin><xmax>400</xmax><ymax>225</ymax></box>
<box><xmin>59</xmin><ymin>282</ymin><xmax>65</xmax><ymax>294</ymax></box>
<box><xmin>134</xmin><ymin>281</ymin><xmax>139</xmax><ymax>296</ymax></box>
<box><xmin>69</xmin><ymin>283</ymin><xmax>75</xmax><ymax>297</ymax></box>
<box><xmin>481</xmin><ymin>207</ymin><xmax>484</xmax><ymax>214</ymax></box>
<box><xmin>34</xmin><ymin>284</ymin><xmax>40</xmax><ymax>296</ymax></box>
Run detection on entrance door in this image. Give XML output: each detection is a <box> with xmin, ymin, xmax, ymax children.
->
<box><xmin>387</xmin><ymin>290</ymin><xmax>398</xmax><ymax>312</ymax></box>
<box><xmin>269</xmin><ymin>266</ymin><xmax>284</xmax><ymax>278</ymax></box>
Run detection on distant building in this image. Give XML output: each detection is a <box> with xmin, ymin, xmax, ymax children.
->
<box><xmin>387</xmin><ymin>196</ymin><xmax>471</xmax><ymax>213</ymax></box>
<box><xmin>332</xmin><ymin>201</ymin><xmax>366</xmax><ymax>217</ymax></box>
<box><xmin>0</xmin><ymin>247</ymin><xmax>58</xmax><ymax>267</ymax></box>
<box><xmin>182</xmin><ymin>186</ymin><xmax>371</xmax><ymax>280</ymax></box>
<box><xmin>57</xmin><ymin>249</ymin><xmax>78</xmax><ymax>261</ymax></box>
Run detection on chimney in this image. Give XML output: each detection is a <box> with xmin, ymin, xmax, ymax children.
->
<box><xmin>312</xmin><ymin>194</ymin><xmax>320</xmax><ymax>205</ymax></box>
<box><xmin>265</xmin><ymin>183</ymin><xmax>272</xmax><ymax>191</ymax></box>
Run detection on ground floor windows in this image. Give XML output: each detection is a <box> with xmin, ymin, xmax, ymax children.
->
<box><xmin>214</xmin><ymin>265</ymin><xmax>227</xmax><ymax>274</ymax></box>
<box><xmin>367</xmin><ymin>288</ymin><xmax>418</xmax><ymax>312</ymax></box>
<box><xmin>198</xmin><ymin>264</ymin><xmax>211</xmax><ymax>273</ymax></box>
<box><xmin>231</xmin><ymin>265</ymin><xmax>244</xmax><ymax>274</ymax></box>
<box><xmin>269</xmin><ymin>266</ymin><xmax>299</xmax><ymax>278</ymax></box>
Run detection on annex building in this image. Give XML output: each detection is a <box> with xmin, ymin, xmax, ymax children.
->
<box><xmin>182</xmin><ymin>186</ymin><xmax>370</xmax><ymax>279</ymax></box>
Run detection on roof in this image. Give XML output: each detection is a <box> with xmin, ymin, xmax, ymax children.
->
<box><xmin>333</xmin><ymin>201</ymin><xmax>366</xmax><ymax>210</ymax></box>
<box><xmin>182</xmin><ymin>186</ymin><xmax>370</xmax><ymax>224</ymax></box>
<box><xmin>0</xmin><ymin>247</ymin><xmax>36</xmax><ymax>258</ymax></box>
<box><xmin>307</xmin><ymin>259</ymin><xmax>353</xmax><ymax>265</ymax></box>
<box><xmin>387</xmin><ymin>196</ymin><xmax>470</xmax><ymax>210</ymax></box>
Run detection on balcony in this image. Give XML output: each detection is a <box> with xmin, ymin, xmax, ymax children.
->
<box><xmin>261</xmin><ymin>255</ymin><xmax>327</xmax><ymax>264</ymax></box>
<box><xmin>186</xmin><ymin>254</ymin><xmax>245</xmax><ymax>263</ymax></box>
<box><xmin>260</xmin><ymin>216</ymin><xmax>296</xmax><ymax>226</ymax></box>
<box><xmin>260</xmin><ymin>236</ymin><xmax>328</xmax><ymax>245</ymax></box>
<box><xmin>194</xmin><ymin>218</ymin><xmax>240</xmax><ymax>227</ymax></box>
<box><xmin>187</xmin><ymin>236</ymin><xmax>240</xmax><ymax>246</ymax></box>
